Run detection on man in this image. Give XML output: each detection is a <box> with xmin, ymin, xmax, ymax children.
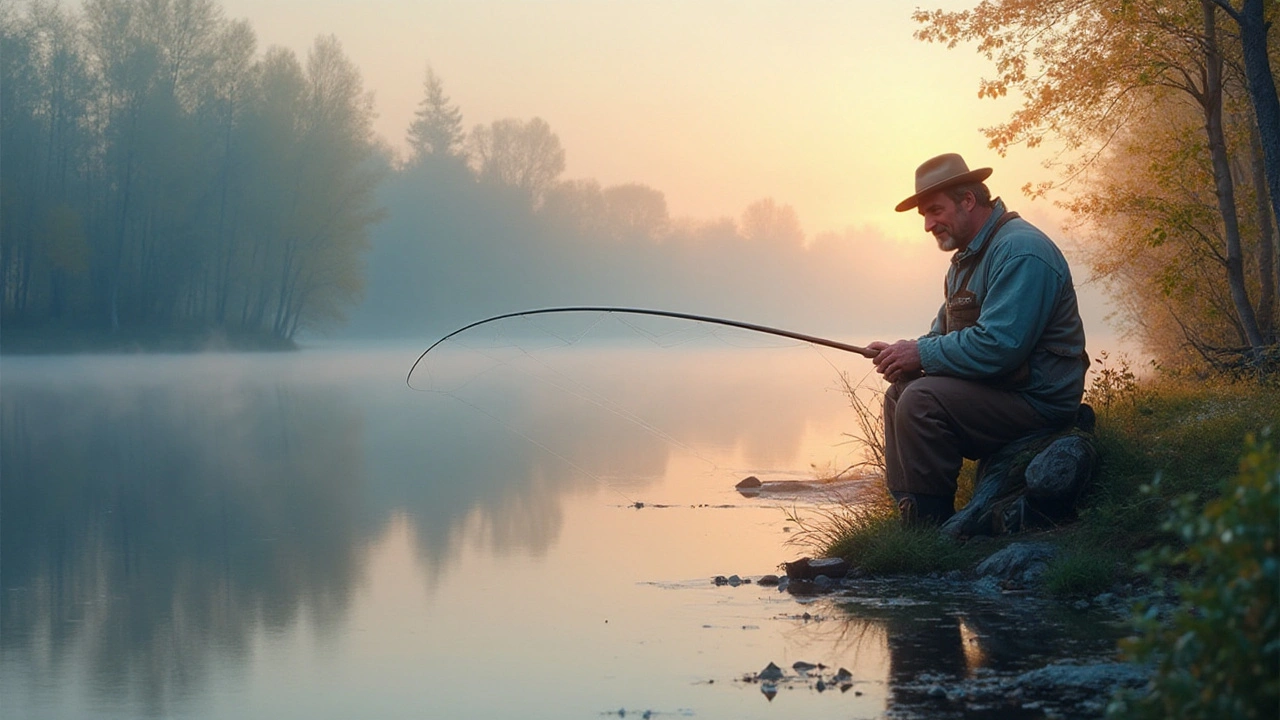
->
<box><xmin>868</xmin><ymin>153</ymin><xmax>1088</xmax><ymax>526</ymax></box>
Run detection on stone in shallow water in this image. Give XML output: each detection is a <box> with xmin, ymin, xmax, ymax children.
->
<box><xmin>782</xmin><ymin>556</ymin><xmax>850</xmax><ymax>580</ymax></box>
<box><xmin>975</xmin><ymin>541</ymin><xmax>1057</xmax><ymax>582</ymax></box>
<box><xmin>757</xmin><ymin>662</ymin><xmax>784</xmax><ymax>681</ymax></box>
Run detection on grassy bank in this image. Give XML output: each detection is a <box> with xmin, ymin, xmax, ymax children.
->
<box><xmin>794</xmin><ymin>367</ymin><xmax>1278</xmax><ymax>588</ymax></box>
<box><xmin>792</xmin><ymin>365</ymin><xmax>1279</xmax><ymax>716</ymax></box>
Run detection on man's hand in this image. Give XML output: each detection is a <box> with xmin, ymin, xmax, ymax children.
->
<box><xmin>870</xmin><ymin>339</ymin><xmax>924</xmax><ymax>383</ymax></box>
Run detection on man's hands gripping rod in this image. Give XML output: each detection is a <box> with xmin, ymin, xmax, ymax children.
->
<box><xmin>868</xmin><ymin>339</ymin><xmax>924</xmax><ymax>384</ymax></box>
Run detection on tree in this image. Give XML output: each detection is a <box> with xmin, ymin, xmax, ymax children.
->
<box><xmin>740</xmin><ymin>197</ymin><xmax>804</xmax><ymax>245</ymax></box>
<box><xmin>468</xmin><ymin>116</ymin><xmax>565</xmax><ymax>206</ymax></box>
<box><xmin>405</xmin><ymin>65</ymin><xmax>464</xmax><ymax>163</ymax></box>
<box><xmin>915</xmin><ymin>0</ymin><xmax>1278</xmax><ymax>365</ymax></box>
<box><xmin>1211</xmin><ymin>0</ymin><xmax>1280</xmax><ymax>247</ymax></box>
<box><xmin>602</xmin><ymin>183</ymin><xmax>669</xmax><ymax>240</ymax></box>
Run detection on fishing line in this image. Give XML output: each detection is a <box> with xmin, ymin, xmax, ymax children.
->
<box><xmin>407</xmin><ymin>306</ymin><xmax>876</xmax><ymax>388</ymax></box>
<box><xmin>409</xmin><ymin>307</ymin><xmax>880</xmax><ymax>501</ymax></box>
<box><xmin>416</xmin><ymin>319</ymin><xmax>724</xmax><ymax>502</ymax></box>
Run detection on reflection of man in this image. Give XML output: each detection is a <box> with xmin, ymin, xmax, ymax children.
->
<box><xmin>868</xmin><ymin>153</ymin><xmax>1088</xmax><ymax>525</ymax></box>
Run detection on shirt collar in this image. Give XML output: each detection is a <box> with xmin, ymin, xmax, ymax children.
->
<box><xmin>952</xmin><ymin>197</ymin><xmax>1006</xmax><ymax>265</ymax></box>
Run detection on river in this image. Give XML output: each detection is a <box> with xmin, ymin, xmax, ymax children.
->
<box><xmin>1</xmin><ymin>338</ymin><xmax>1122</xmax><ymax>719</ymax></box>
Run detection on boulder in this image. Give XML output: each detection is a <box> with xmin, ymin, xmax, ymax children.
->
<box><xmin>941</xmin><ymin>406</ymin><xmax>1098</xmax><ymax>539</ymax></box>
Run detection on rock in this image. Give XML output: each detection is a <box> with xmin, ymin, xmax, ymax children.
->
<box><xmin>728</xmin><ymin>575</ymin><xmax>742</xmax><ymax>587</ymax></box>
<box><xmin>1025</xmin><ymin>435</ymin><xmax>1096</xmax><ymax>502</ymax></box>
<box><xmin>792</xmin><ymin>661</ymin><xmax>818</xmax><ymax>673</ymax></box>
<box><xmin>941</xmin><ymin>425</ymin><xmax>1098</xmax><ymax>538</ymax></box>
<box><xmin>975</xmin><ymin>542</ymin><xmax>1057</xmax><ymax>582</ymax></box>
<box><xmin>757</xmin><ymin>574</ymin><xmax>780</xmax><ymax>586</ymax></box>
<box><xmin>757</xmin><ymin>662</ymin><xmax>785</xmax><ymax>681</ymax></box>
<box><xmin>1015</xmin><ymin>661</ymin><xmax>1148</xmax><ymax>694</ymax></box>
<box><xmin>736</xmin><ymin>475</ymin><xmax>762</xmax><ymax>489</ymax></box>
<box><xmin>783</xmin><ymin>556</ymin><xmax>850</xmax><ymax>580</ymax></box>
<box><xmin>972</xmin><ymin>575</ymin><xmax>1002</xmax><ymax>596</ymax></box>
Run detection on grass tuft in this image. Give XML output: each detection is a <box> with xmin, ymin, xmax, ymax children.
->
<box><xmin>784</xmin><ymin>489</ymin><xmax>976</xmax><ymax>575</ymax></box>
<box><xmin>1042</xmin><ymin>549</ymin><xmax>1119</xmax><ymax>598</ymax></box>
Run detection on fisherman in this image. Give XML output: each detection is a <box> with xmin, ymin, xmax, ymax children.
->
<box><xmin>868</xmin><ymin>153</ymin><xmax>1088</xmax><ymax>526</ymax></box>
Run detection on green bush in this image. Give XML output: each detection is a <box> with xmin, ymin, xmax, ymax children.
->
<box><xmin>1108</xmin><ymin>430</ymin><xmax>1279</xmax><ymax>719</ymax></box>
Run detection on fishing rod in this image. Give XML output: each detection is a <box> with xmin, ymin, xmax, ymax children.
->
<box><xmin>407</xmin><ymin>306</ymin><xmax>878</xmax><ymax>387</ymax></box>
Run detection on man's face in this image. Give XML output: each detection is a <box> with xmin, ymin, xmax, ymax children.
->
<box><xmin>917</xmin><ymin>190</ymin><xmax>975</xmax><ymax>252</ymax></box>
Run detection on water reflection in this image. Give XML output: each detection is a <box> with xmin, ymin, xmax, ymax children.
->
<box><xmin>2</xmin><ymin>347</ymin><xmax>866</xmax><ymax>718</ymax></box>
<box><xmin>1</xmin><ymin>365</ymin><xmax>370</xmax><ymax>714</ymax></box>
<box><xmin>824</xmin><ymin>579</ymin><xmax>1124</xmax><ymax>718</ymax></box>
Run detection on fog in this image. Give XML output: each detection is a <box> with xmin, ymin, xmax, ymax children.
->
<box><xmin>2</xmin><ymin>0</ymin><xmax>1127</xmax><ymax>355</ymax></box>
<box><xmin>340</xmin><ymin>158</ymin><xmax>959</xmax><ymax>344</ymax></box>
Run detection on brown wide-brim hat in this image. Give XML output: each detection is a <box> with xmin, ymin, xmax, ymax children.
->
<box><xmin>895</xmin><ymin>153</ymin><xmax>993</xmax><ymax>212</ymax></box>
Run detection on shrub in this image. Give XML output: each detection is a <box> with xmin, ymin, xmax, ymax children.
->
<box><xmin>1108</xmin><ymin>430</ymin><xmax>1279</xmax><ymax>719</ymax></box>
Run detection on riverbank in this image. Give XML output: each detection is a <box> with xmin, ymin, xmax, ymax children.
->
<box><xmin>781</xmin><ymin>369</ymin><xmax>1279</xmax><ymax>717</ymax></box>
<box><xmin>0</xmin><ymin>326</ymin><xmax>297</xmax><ymax>355</ymax></box>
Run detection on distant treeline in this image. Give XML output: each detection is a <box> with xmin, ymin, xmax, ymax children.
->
<box><xmin>1</xmin><ymin>0</ymin><xmax>380</xmax><ymax>345</ymax></box>
<box><xmin>1</xmin><ymin>0</ymin><xmax>931</xmax><ymax>351</ymax></box>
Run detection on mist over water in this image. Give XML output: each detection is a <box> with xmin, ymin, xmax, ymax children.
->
<box><xmin>0</xmin><ymin>344</ymin><xmax>861</xmax><ymax>718</ymax></box>
<box><xmin>2</xmin><ymin>343</ymin><xmax>1127</xmax><ymax>719</ymax></box>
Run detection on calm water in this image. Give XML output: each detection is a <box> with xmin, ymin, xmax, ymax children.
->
<box><xmin>1</xmin><ymin>341</ymin><xmax>1118</xmax><ymax>719</ymax></box>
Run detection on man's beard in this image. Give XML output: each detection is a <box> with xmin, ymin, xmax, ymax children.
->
<box><xmin>934</xmin><ymin>231</ymin><xmax>963</xmax><ymax>252</ymax></box>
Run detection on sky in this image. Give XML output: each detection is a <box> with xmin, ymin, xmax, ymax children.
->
<box><xmin>211</xmin><ymin>0</ymin><xmax>1127</xmax><ymax>350</ymax></box>
<box><xmin>215</xmin><ymin>0</ymin><xmax>1062</xmax><ymax>239</ymax></box>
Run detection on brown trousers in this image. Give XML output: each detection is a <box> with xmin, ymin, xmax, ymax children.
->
<box><xmin>883</xmin><ymin>376</ymin><xmax>1055</xmax><ymax>498</ymax></box>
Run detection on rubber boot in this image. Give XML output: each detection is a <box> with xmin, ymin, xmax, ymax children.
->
<box><xmin>894</xmin><ymin>492</ymin><xmax>955</xmax><ymax>527</ymax></box>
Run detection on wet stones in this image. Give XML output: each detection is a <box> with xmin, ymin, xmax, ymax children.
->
<box><xmin>782</xmin><ymin>556</ymin><xmax>851</xmax><ymax>581</ymax></box>
<box><xmin>740</xmin><ymin>660</ymin><xmax>860</xmax><ymax>699</ymax></box>
<box><xmin>974</xmin><ymin>541</ymin><xmax>1058</xmax><ymax>583</ymax></box>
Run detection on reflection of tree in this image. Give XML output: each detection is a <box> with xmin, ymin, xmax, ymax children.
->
<box><xmin>375</xmin><ymin>345</ymin><xmax>855</xmax><ymax>582</ymax></box>
<box><xmin>0</xmin><ymin>374</ymin><xmax>368</xmax><ymax>715</ymax></box>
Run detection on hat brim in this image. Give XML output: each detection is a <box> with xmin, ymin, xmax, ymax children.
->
<box><xmin>895</xmin><ymin>167</ymin><xmax>993</xmax><ymax>212</ymax></box>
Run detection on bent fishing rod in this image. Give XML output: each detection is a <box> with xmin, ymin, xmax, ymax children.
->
<box><xmin>408</xmin><ymin>306</ymin><xmax>878</xmax><ymax>386</ymax></box>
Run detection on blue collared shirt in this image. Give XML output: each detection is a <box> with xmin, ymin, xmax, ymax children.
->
<box><xmin>917</xmin><ymin>199</ymin><xmax>1089</xmax><ymax>422</ymax></box>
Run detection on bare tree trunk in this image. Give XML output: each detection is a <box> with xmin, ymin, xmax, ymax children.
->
<box><xmin>1202</xmin><ymin>0</ymin><xmax>1265</xmax><ymax>349</ymax></box>
<box><xmin>1251</xmin><ymin>123</ymin><xmax>1278</xmax><ymax>340</ymax></box>
<box><xmin>1214</xmin><ymin>0</ymin><xmax>1280</xmax><ymax>249</ymax></box>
